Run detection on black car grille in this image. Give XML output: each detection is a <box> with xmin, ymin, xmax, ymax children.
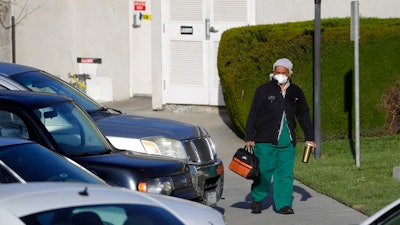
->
<box><xmin>182</xmin><ymin>137</ymin><xmax>215</xmax><ymax>163</ymax></box>
<box><xmin>172</xmin><ymin>173</ymin><xmax>193</xmax><ymax>189</ymax></box>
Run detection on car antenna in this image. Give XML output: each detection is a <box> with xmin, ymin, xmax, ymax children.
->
<box><xmin>78</xmin><ymin>187</ymin><xmax>89</xmax><ymax>196</ymax></box>
<box><xmin>68</xmin><ymin>50</ymin><xmax>77</xmax><ymax>75</ymax></box>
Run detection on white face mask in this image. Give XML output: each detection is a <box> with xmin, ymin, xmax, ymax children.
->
<box><xmin>273</xmin><ymin>74</ymin><xmax>288</xmax><ymax>84</ymax></box>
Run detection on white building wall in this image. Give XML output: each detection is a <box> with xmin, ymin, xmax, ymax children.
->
<box><xmin>255</xmin><ymin>0</ymin><xmax>400</xmax><ymax>24</ymax></box>
<box><xmin>150</xmin><ymin>0</ymin><xmax>163</xmax><ymax>110</ymax></box>
<box><xmin>130</xmin><ymin>0</ymin><xmax>153</xmax><ymax>97</ymax></box>
<box><xmin>13</xmin><ymin>0</ymin><xmax>131</xmax><ymax>102</ymax></box>
<box><xmin>73</xmin><ymin>1</ymin><xmax>130</xmax><ymax>102</ymax></box>
<box><xmin>13</xmin><ymin>1</ymin><xmax>75</xmax><ymax>79</ymax></box>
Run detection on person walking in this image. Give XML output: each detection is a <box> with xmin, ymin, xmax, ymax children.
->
<box><xmin>244</xmin><ymin>58</ymin><xmax>316</xmax><ymax>215</ymax></box>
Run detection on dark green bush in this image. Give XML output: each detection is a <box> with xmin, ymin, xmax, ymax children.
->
<box><xmin>218</xmin><ymin>18</ymin><xmax>400</xmax><ymax>141</ymax></box>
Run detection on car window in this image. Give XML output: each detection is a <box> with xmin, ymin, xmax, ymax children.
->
<box><xmin>374</xmin><ymin>204</ymin><xmax>400</xmax><ymax>225</ymax></box>
<box><xmin>21</xmin><ymin>204</ymin><xmax>184</xmax><ymax>225</ymax></box>
<box><xmin>32</xmin><ymin>102</ymin><xmax>107</xmax><ymax>156</ymax></box>
<box><xmin>0</xmin><ymin>143</ymin><xmax>105</xmax><ymax>184</ymax></box>
<box><xmin>12</xmin><ymin>71</ymin><xmax>102</xmax><ymax>112</ymax></box>
<box><xmin>0</xmin><ymin>111</ymin><xmax>29</xmax><ymax>139</ymax></box>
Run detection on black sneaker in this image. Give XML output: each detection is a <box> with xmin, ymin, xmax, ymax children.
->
<box><xmin>251</xmin><ymin>202</ymin><xmax>262</xmax><ymax>214</ymax></box>
<box><xmin>277</xmin><ymin>206</ymin><xmax>294</xmax><ymax>214</ymax></box>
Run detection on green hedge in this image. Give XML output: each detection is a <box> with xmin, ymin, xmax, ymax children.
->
<box><xmin>217</xmin><ymin>18</ymin><xmax>400</xmax><ymax>141</ymax></box>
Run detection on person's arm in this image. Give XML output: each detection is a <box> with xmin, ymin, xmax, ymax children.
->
<box><xmin>296</xmin><ymin>88</ymin><xmax>315</xmax><ymax>143</ymax></box>
<box><xmin>244</xmin><ymin>88</ymin><xmax>260</xmax><ymax>143</ymax></box>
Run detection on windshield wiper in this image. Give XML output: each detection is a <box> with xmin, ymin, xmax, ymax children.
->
<box><xmin>99</xmin><ymin>149</ymin><xmax>113</xmax><ymax>155</ymax></box>
<box><xmin>87</xmin><ymin>107</ymin><xmax>122</xmax><ymax>114</ymax></box>
<box><xmin>72</xmin><ymin>149</ymin><xmax>113</xmax><ymax>157</ymax></box>
<box><xmin>71</xmin><ymin>152</ymin><xmax>99</xmax><ymax>157</ymax></box>
<box><xmin>104</xmin><ymin>107</ymin><xmax>122</xmax><ymax>114</ymax></box>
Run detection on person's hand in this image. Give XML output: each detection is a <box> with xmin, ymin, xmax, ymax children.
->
<box><xmin>246</xmin><ymin>141</ymin><xmax>255</xmax><ymax>147</ymax></box>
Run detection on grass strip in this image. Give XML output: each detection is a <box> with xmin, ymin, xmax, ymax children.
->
<box><xmin>295</xmin><ymin>135</ymin><xmax>400</xmax><ymax>215</ymax></box>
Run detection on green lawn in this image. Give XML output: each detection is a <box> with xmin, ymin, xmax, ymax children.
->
<box><xmin>294</xmin><ymin>135</ymin><xmax>400</xmax><ymax>216</ymax></box>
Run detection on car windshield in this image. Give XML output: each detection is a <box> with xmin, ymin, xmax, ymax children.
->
<box><xmin>32</xmin><ymin>101</ymin><xmax>112</xmax><ymax>157</ymax></box>
<box><xmin>11</xmin><ymin>71</ymin><xmax>102</xmax><ymax>112</ymax></box>
<box><xmin>0</xmin><ymin>143</ymin><xmax>105</xmax><ymax>184</ymax></box>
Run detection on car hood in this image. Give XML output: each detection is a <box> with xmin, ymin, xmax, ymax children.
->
<box><xmin>73</xmin><ymin>151</ymin><xmax>189</xmax><ymax>177</ymax></box>
<box><xmin>94</xmin><ymin>114</ymin><xmax>209</xmax><ymax>140</ymax></box>
<box><xmin>0</xmin><ymin>183</ymin><xmax>225</xmax><ymax>225</ymax></box>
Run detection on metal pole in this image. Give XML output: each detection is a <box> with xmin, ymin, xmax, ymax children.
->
<box><xmin>313</xmin><ymin>0</ymin><xmax>321</xmax><ymax>159</ymax></box>
<box><xmin>12</xmin><ymin>16</ymin><xmax>16</xmax><ymax>63</ymax></box>
<box><xmin>352</xmin><ymin>1</ymin><xmax>360</xmax><ymax>167</ymax></box>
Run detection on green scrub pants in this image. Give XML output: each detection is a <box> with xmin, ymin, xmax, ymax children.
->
<box><xmin>251</xmin><ymin>118</ymin><xmax>296</xmax><ymax>211</ymax></box>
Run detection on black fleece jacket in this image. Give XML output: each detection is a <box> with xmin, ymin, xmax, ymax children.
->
<box><xmin>245</xmin><ymin>79</ymin><xmax>314</xmax><ymax>146</ymax></box>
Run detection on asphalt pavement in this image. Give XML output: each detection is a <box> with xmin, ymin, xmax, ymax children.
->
<box><xmin>104</xmin><ymin>97</ymin><xmax>369</xmax><ymax>225</ymax></box>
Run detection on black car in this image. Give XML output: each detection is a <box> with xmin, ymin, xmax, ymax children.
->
<box><xmin>0</xmin><ymin>90</ymin><xmax>197</xmax><ymax>200</ymax></box>
<box><xmin>0</xmin><ymin>62</ymin><xmax>224</xmax><ymax>205</ymax></box>
<box><xmin>0</xmin><ymin>137</ymin><xmax>107</xmax><ymax>185</ymax></box>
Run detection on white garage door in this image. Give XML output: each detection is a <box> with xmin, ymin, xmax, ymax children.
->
<box><xmin>162</xmin><ymin>0</ymin><xmax>254</xmax><ymax>106</ymax></box>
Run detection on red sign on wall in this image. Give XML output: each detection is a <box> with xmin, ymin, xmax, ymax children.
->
<box><xmin>77</xmin><ymin>57</ymin><xmax>102</xmax><ymax>64</ymax></box>
<box><xmin>134</xmin><ymin>1</ymin><xmax>146</xmax><ymax>11</ymax></box>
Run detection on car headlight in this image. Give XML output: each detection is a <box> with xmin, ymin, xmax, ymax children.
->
<box><xmin>206</xmin><ymin>136</ymin><xmax>217</xmax><ymax>156</ymax></box>
<box><xmin>141</xmin><ymin>136</ymin><xmax>188</xmax><ymax>160</ymax></box>
<box><xmin>138</xmin><ymin>177</ymin><xmax>174</xmax><ymax>195</ymax></box>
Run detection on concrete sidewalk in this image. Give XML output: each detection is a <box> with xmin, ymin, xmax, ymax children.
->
<box><xmin>104</xmin><ymin>97</ymin><xmax>368</xmax><ymax>225</ymax></box>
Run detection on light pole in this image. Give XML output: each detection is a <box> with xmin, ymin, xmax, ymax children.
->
<box><xmin>313</xmin><ymin>0</ymin><xmax>321</xmax><ymax>159</ymax></box>
<box><xmin>351</xmin><ymin>0</ymin><xmax>360</xmax><ymax>167</ymax></box>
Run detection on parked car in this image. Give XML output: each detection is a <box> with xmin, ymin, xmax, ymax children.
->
<box><xmin>0</xmin><ymin>62</ymin><xmax>224</xmax><ymax>205</ymax></box>
<box><xmin>0</xmin><ymin>137</ymin><xmax>106</xmax><ymax>185</ymax></box>
<box><xmin>0</xmin><ymin>182</ymin><xmax>226</xmax><ymax>225</ymax></box>
<box><xmin>359</xmin><ymin>198</ymin><xmax>400</xmax><ymax>225</ymax></box>
<box><xmin>0</xmin><ymin>90</ymin><xmax>197</xmax><ymax>200</ymax></box>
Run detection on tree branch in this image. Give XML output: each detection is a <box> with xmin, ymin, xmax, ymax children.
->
<box><xmin>0</xmin><ymin>0</ymin><xmax>49</xmax><ymax>29</ymax></box>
